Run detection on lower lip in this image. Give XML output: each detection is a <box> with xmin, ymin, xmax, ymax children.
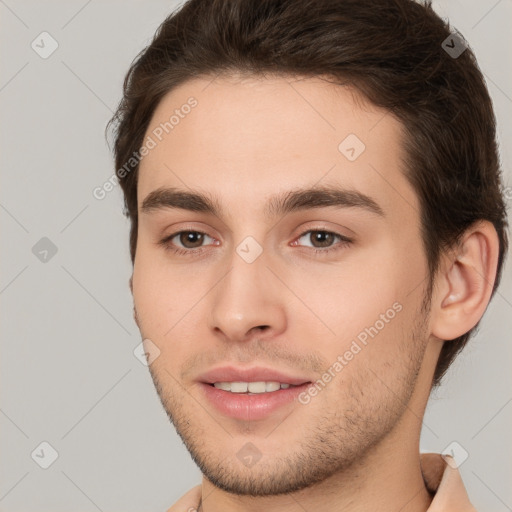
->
<box><xmin>199</xmin><ymin>382</ymin><xmax>312</xmax><ymax>421</ymax></box>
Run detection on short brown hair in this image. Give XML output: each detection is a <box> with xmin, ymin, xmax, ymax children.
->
<box><xmin>106</xmin><ymin>0</ymin><xmax>509</xmax><ymax>388</ymax></box>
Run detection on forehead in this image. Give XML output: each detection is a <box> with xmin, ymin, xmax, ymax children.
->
<box><xmin>137</xmin><ymin>74</ymin><xmax>418</xmax><ymax>221</ymax></box>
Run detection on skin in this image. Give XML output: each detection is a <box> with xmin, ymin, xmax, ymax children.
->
<box><xmin>130</xmin><ymin>74</ymin><xmax>499</xmax><ymax>512</ymax></box>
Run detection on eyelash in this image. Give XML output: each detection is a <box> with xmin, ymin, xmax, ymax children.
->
<box><xmin>158</xmin><ymin>229</ymin><xmax>353</xmax><ymax>257</ymax></box>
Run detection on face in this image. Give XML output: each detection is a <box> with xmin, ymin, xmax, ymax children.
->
<box><xmin>132</xmin><ymin>74</ymin><xmax>434</xmax><ymax>495</ymax></box>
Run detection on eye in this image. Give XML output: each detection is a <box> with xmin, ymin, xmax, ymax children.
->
<box><xmin>158</xmin><ymin>228</ymin><xmax>352</xmax><ymax>256</ymax></box>
<box><xmin>158</xmin><ymin>230</ymin><xmax>217</xmax><ymax>254</ymax></box>
<box><xmin>292</xmin><ymin>229</ymin><xmax>352</xmax><ymax>254</ymax></box>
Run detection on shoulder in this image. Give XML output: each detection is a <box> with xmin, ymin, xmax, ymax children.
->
<box><xmin>166</xmin><ymin>484</ymin><xmax>202</xmax><ymax>512</ymax></box>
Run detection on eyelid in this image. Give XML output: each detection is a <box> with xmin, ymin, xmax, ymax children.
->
<box><xmin>293</xmin><ymin>224</ymin><xmax>353</xmax><ymax>242</ymax></box>
<box><xmin>159</xmin><ymin>222</ymin><xmax>219</xmax><ymax>243</ymax></box>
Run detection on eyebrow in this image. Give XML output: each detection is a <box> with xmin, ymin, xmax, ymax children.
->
<box><xmin>140</xmin><ymin>185</ymin><xmax>385</xmax><ymax>219</ymax></box>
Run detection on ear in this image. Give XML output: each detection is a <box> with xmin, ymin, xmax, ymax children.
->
<box><xmin>430</xmin><ymin>221</ymin><xmax>500</xmax><ymax>341</ymax></box>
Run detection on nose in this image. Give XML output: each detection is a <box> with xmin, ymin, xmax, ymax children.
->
<box><xmin>208</xmin><ymin>249</ymin><xmax>287</xmax><ymax>343</ymax></box>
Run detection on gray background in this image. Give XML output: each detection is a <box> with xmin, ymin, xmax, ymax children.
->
<box><xmin>1</xmin><ymin>0</ymin><xmax>511</xmax><ymax>510</ymax></box>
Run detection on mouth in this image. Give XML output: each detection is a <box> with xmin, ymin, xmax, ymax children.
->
<box><xmin>206</xmin><ymin>381</ymin><xmax>308</xmax><ymax>394</ymax></box>
<box><xmin>196</xmin><ymin>365</ymin><xmax>314</xmax><ymax>420</ymax></box>
<box><xmin>199</xmin><ymin>380</ymin><xmax>313</xmax><ymax>421</ymax></box>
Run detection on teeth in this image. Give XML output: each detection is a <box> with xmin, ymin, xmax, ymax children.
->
<box><xmin>213</xmin><ymin>382</ymin><xmax>232</xmax><ymax>391</ymax></box>
<box><xmin>212</xmin><ymin>381</ymin><xmax>295</xmax><ymax>393</ymax></box>
<box><xmin>264</xmin><ymin>382</ymin><xmax>280</xmax><ymax>392</ymax></box>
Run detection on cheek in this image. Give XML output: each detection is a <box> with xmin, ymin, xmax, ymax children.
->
<box><xmin>323</xmin><ymin>304</ymin><xmax>422</xmax><ymax>401</ymax></box>
<box><xmin>132</xmin><ymin>248</ymin><xmax>214</xmax><ymax>360</ymax></box>
<box><xmin>281</xmin><ymin>241</ymin><xmax>425</xmax><ymax>366</ymax></box>
<box><xmin>282</xmin><ymin>250</ymin><xmax>404</xmax><ymax>335</ymax></box>
<box><xmin>132</xmin><ymin>249</ymin><xmax>181</xmax><ymax>337</ymax></box>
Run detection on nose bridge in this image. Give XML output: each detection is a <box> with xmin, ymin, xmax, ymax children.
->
<box><xmin>208</xmin><ymin>240</ymin><xmax>286</xmax><ymax>341</ymax></box>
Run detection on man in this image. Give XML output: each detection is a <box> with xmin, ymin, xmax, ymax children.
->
<box><xmin>107</xmin><ymin>0</ymin><xmax>508</xmax><ymax>510</ymax></box>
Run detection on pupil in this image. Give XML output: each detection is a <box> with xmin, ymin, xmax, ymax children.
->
<box><xmin>313</xmin><ymin>231</ymin><xmax>333</xmax><ymax>247</ymax></box>
<box><xmin>181</xmin><ymin>232</ymin><xmax>204</xmax><ymax>248</ymax></box>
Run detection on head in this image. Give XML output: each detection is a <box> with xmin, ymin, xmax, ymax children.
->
<box><xmin>107</xmin><ymin>0</ymin><xmax>508</xmax><ymax>496</ymax></box>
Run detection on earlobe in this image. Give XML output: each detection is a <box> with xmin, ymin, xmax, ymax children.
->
<box><xmin>431</xmin><ymin>221</ymin><xmax>499</xmax><ymax>341</ymax></box>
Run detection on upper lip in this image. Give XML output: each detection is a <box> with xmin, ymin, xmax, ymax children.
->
<box><xmin>198</xmin><ymin>365</ymin><xmax>312</xmax><ymax>386</ymax></box>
